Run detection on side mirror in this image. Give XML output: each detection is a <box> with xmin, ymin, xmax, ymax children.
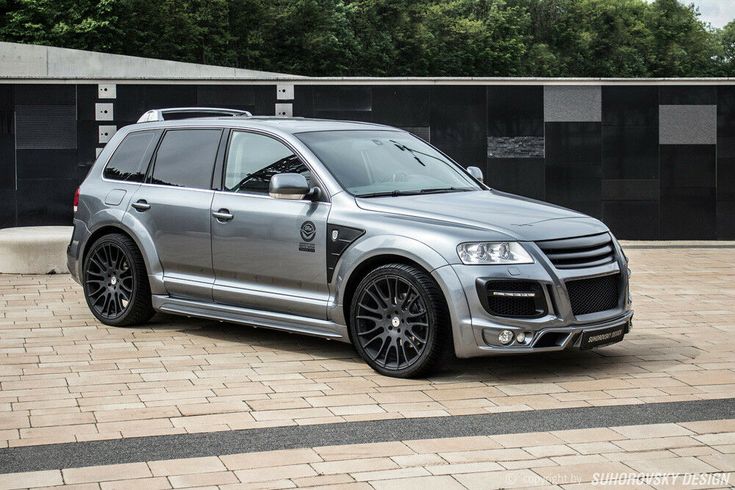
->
<box><xmin>467</xmin><ymin>166</ymin><xmax>484</xmax><ymax>183</ymax></box>
<box><xmin>269</xmin><ymin>173</ymin><xmax>314</xmax><ymax>200</ymax></box>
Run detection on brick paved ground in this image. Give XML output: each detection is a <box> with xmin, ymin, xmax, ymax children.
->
<box><xmin>1</xmin><ymin>247</ymin><xmax>734</xmax><ymax>487</ymax></box>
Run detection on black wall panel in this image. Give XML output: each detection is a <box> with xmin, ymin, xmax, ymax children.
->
<box><xmin>15</xmin><ymin>85</ymin><xmax>76</xmax><ymax>105</ymax></box>
<box><xmin>603</xmin><ymin>201</ymin><xmax>659</xmax><ymax>240</ymax></box>
<box><xmin>602</xmin><ymin>86</ymin><xmax>658</xmax><ymax>127</ymax></box>
<box><xmin>1</xmin><ymin>81</ymin><xmax>734</xmax><ymax>239</ymax></box>
<box><xmin>16</xmin><ymin>178</ymin><xmax>76</xmax><ymax>226</ymax></box>
<box><xmin>116</xmin><ymin>85</ymin><xmax>198</xmax><ymax>123</ymax></box>
<box><xmin>487</xmin><ymin>86</ymin><xmax>543</xmax><ymax>137</ymax></box>
<box><xmin>0</xmin><ymin>189</ymin><xmax>16</xmax><ymax>228</ymax></box>
<box><xmin>0</xmin><ymin>134</ymin><xmax>13</xmax><ymax>191</ymax></box>
<box><xmin>430</xmin><ymin>86</ymin><xmax>486</xmax><ymax>167</ymax></box>
<box><xmin>372</xmin><ymin>86</ymin><xmax>431</xmax><ymax>127</ymax></box>
<box><xmin>660</xmin><ymin>86</ymin><xmax>717</xmax><ymax>105</ymax></box>
<box><xmin>660</xmin><ymin>145</ymin><xmax>717</xmax><ymax>239</ymax></box>
<box><xmin>486</xmin><ymin>158</ymin><xmax>545</xmax><ymax>201</ymax></box>
<box><xmin>197</xmin><ymin>85</ymin><xmax>275</xmax><ymax>116</ymax></box>
<box><xmin>602</xmin><ymin>125</ymin><xmax>659</xmax><ymax>180</ymax></box>
<box><xmin>16</xmin><ymin>149</ymin><xmax>77</xmax><ymax>180</ymax></box>
<box><xmin>545</xmin><ymin>122</ymin><xmax>602</xmax><ymax>218</ymax></box>
<box><xmin>76</xmin><ymin>84</ymin><xmax>99</xmax><ymax>122</ymax></box>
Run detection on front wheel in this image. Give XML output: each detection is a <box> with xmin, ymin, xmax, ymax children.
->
<box><xmin>349</xmin><ymin>263</ymin><xmax>450</xmax><ymax>378</ymax></box>
<box><xmin>83</xmin><ymin>233</ymin><xmax>154</xmax><ymax>326</ymax></box>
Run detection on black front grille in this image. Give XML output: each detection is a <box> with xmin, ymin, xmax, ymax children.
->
<box><xmin>536</xmin><ymin>233</ymin><xmax>616</xmax><ymax>269</ymax></box>
<box><xmin>566</xmin><ymin>274</ymin><xmax>620</xmax><ymax>316</ymax></box>
<box><xmin>479</xmin><ymin>280</ymin><xmax>547</xmax><ymax>318</ymax></box>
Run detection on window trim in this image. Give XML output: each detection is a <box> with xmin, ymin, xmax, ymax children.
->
<box><xmin>101</xmin><ymin>128</ymin><xmax>162</xmax><ymax>184</ymax></box>
<box><xmin>145</xmin><ymin>127</ymin><xmax>225</xmax><ymax>190</ymax></box>
<box><xmin>218</xmin><ymin>128</ymin><xmax>330</xmax><ymax>203</ymax></box>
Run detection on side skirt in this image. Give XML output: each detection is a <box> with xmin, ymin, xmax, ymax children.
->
<box><xmin>152</xmin><ymin>295</ymin><xmax>349</xmax><ymax>341</ymax></box>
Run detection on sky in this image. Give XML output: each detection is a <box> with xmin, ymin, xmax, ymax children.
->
<box><xmin>689</xmin><ymin>0</ymin><xmax>734</xmax><ymax>28</ymax></box>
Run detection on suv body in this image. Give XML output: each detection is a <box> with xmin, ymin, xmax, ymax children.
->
<box><xmin>68</xmin><ymin>109</ymin><xmax>632</xmax><ymax>377</ymax></box>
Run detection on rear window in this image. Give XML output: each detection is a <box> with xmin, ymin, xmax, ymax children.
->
<box><xmin>103</xmin><ymin>131</ymin><xmax>158</xmax><ymax>182</ymax></box>
<box><xmin>150</xmin><ymin>129</ymin><xmax>222</xmax><ymax>189</ymax></box>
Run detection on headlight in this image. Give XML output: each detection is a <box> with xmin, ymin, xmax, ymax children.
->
<box><xmin>456</xmin><ymin>242</ymin><xmax>534</xmax><ymax>265</ymax></box>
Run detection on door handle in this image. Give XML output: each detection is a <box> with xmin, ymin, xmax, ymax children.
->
<box><xmin>212</xmin><ymin>209</ymin><xmax>234</xmax><ymax>222</ymax></box>
<box><xmin>131</xmin><ymin>200</ymin><xmax>151</xmax><ymax>211</ymax></box>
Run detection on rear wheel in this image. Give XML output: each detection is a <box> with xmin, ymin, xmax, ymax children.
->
<box><xmin>83</xmin><ymin>233</ymin><xmax>154</xmax><ymax>326</ymax></box>
<box><xmin>349</xmin><ymin>263</ymin><xmax>450</xmax><ymax>378</ymax></box>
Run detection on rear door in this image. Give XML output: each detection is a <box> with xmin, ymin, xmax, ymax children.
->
<box><xmin>129</xmin><ymin>128</ymin><xmax>223</xmax><ymax>300</ymax></box>
<box><xmin>210</xmin><ymin>130</ymin><xmax>331</xmax><ymax>319</ymax></box>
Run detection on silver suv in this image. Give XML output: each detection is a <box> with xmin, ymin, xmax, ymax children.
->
<box><xmin>68</xmin><ymin>107</ymin><xmax>633</xmax><ymax>378</ymax></box>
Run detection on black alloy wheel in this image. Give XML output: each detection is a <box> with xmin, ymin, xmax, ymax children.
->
<box><xmin>350</xmin><ymin>263</ymin><xmax>450</xmax><ymax>377</ymax></box>
<box><xmin>83</xmin><ymin>233</ymin><xmax>154</xmax><ymax>326</ymax></box>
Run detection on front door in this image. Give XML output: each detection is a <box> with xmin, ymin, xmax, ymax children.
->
<box><xmin>211</xmin><ymin>130</ymin><xmax>330</xmax><ymax>319</ymax></box>
<box><xmin>129</xmin><ymin>128</ymin><xmax>222</xmax><ymax>300</ymax></box>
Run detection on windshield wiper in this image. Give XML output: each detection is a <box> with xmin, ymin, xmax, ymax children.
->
<box><xmin>355</xmin><ymin>189</ymin><xmax>423</xmax><ymax>198</ymax></box>
<box><xmin>355</xmin><ymin>187</ymin><xmax>473</xmax><ymax>198</ymax></box>
<box><xmin>418</xmin><ymin>187</ymin><xmax>474</xmax><ymax>194</ymax></box>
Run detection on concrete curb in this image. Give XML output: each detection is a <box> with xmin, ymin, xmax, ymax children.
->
<box><xmin>0</xmin><ymin>226</ymin><xmax>72</xmax><ymax>274</ymax></box>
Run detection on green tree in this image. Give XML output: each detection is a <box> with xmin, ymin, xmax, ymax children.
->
<box><xmin>422</xmin><ymin>0</ymin><xmax>530</xmax><ymax>77</ymax></box>
<box><xmin>0</xmin><ymin>0</ymin><xmax>120</xmax><ymax>51</ymax></box>
<box><xmin>646</xmin><ymin>0</ymin><xmax>720</xmax><ymax>77</ymax></box>
<box><xmin>0</xmin><ymin>0</ymin><xmax>732</xmax><ymax>77</ymax></box>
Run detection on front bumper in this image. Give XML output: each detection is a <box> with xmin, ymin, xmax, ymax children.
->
<box><xmin>442</xmin><ymin>240</ymin><xmax>633</xmax><ymax>358</ymax></box>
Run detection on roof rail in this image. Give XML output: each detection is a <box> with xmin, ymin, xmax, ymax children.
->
<box><xmin>137</xmin><ymin>107</ymin><xmax>252</xmax><ymax>123</ymax></box>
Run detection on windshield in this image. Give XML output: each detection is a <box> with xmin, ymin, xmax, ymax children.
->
<box><xmin>295</xmin><ymin>130</ymin><xmax>481</xmax><ymax>197</ymax></box>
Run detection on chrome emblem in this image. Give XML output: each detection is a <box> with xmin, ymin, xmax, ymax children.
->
<box><xmin>331</xmin><ymin>230</ymin><xmax>339</xmax><ymax>241</ymax></box>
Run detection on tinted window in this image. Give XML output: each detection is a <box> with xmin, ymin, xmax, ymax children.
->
<box><xmin>296</xmin><ymin>130</ymin><xmax>480</xmax><ymax>197</ymax></box>
<box><xmin>224</xmin><ymin>131</ymin><xmax>310</xmax><ymax>193</ymax></box>
<box><xmin>103</xmin><ymin>131</ymin><xmax>158</xmax><ymax>182</ymax></box>
<box><xmin>150</xmin><ymin>129</ymin><xmax>222</xmax><ymax>189</ymax></box>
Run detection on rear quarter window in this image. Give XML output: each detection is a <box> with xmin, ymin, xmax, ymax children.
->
<box><xmin>103</xmin><ymin>131</ymin><xmax>159</xmax><ymax>182</ymax></box>
<box><xmin>150</xmin><ymin>129</ymin><xmax>222</xmax><ymax>189</ymax></box>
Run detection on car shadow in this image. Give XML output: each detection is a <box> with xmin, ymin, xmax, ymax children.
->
<box><xmin>146</xmin><ymin>313</ymin><xmax>689</xmax><ymax>384</ymax></box>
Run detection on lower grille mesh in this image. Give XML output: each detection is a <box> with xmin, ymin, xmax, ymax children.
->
<box><xmin>566</xmin><ymin>274</ymin><xmax>620</xmax><ymax>316</ymax></box>
<box><xmin>482</xmin><ymin>281</ymin><xmax>546</xmax><ymax>318</ymax></box>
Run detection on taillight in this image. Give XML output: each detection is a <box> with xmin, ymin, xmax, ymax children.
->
<box><xmin>73</xmin><ymin>187</ymin><xmax>80</xmax><ymax>213</ymax></box>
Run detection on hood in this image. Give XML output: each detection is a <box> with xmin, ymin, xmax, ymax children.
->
<box><xmin>355</xmin><ymin>190</ymin><xmax>608</xmax><ymax>241</ymax></box>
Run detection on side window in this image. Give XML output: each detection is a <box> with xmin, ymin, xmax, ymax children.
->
<box><xmin>224</xmin><ymin>131</ymin><xmax>310</xmax><ymax>194</ymax></box>
<box><xmin>103</xmin><ymin>131</ymin><xmax>158</xmax><ymax>182</ymax></box>
<box><xmin>150</xmin><ymin>129</ymin><xmax>222</xmax><ymax>189</ymax></box>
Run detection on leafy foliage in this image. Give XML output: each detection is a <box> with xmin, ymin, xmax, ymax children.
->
<box><xmin>0</xmin><ymin>0</ymin><xmax>732</xmax><ymax>76</ymax></box>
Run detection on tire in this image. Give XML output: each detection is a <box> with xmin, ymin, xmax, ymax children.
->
<box><xmin>349</xmin><ymin>263</ymin><xmax>451</xmax><ymax>378</ymax></box>
<box><xmin>82</xmin><ymin>233</ymin><xmax>154</xmax><ymax>327</ymax></box>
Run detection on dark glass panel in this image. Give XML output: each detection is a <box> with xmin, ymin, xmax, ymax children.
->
<box><xmin>150</xmin><ymin>129</ymin><xmax>221</xmax><ymax>189</ymax></box>
<box><xmin>372</xmin><ymin>86</ymin><xmax>431</xmax><ymax>127</ymax></box>
<box><xmin>602</xmin><ymin>86</ymin><xmax>658</xmax><ymax>127</ymax></box>
<box><xmin>486</xmin><ymin>158</ymin><xmax>545</xmax><ymax>200</ymax></box>
<box><xmin>660</xmin><ymin>86</ymin><xmax>716</xmax><ymax>105</ymax></box>
<box><xmin>16</xmin><ymin>178</ymin><xmax>77</xmax><ymax>226</ymax></box>
<box><xmin>487</xmin><ymin>86</ymin><xmax>543</xmax><ymax>137</ymax></box>
<box><xmin>103</xmin><ymin>131</ymin><xmax>159</xmax><ymax>182</ymax></box>
<box><xmin>16</xmin><ymin>149</ymin><xmax>77</xmax><ymax>180</ymax></box>
<box><xmin>545</xmin><ymin>122</ymin><xmax>602</xmax><ymax>165</ymax></box>
<box><xmin>15</xmin><ymin>85</ymin><xmax>76</xmax><ymax>105</ymax></box>
<box><xmin>602</xmin><ymin>125</ymin><xmax>658</xmax><ymax>179</ymax></box>
<box><xmin>602</xmin><ymin>201</ymin><xmax>659</xmax><ymax>240</ymax></box>
<box><xmin>660</xmin><ymin>145</ymin><xmax>716</xmax><ymax>189</ymax></box>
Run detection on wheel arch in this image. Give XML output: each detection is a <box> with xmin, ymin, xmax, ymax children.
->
<box><xmin>82</xmin><ymin>220</ymin><xmax>165</xmax><ymax>295</ymax></box>
<box><xmin>333</xmin><ymin>235</ymin><xmax>451</xmax><ymax>328</ymax></box>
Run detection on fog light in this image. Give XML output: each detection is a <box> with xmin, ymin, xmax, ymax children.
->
<box><xmin>498</xmin><ymin>330</ymin><xmax>514</xmax><ymax>345</ymax></box>
<box><xmin>516</xmin><ymin>332</ymin><xmax>526</xmax><ymax>343</ymax></box>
